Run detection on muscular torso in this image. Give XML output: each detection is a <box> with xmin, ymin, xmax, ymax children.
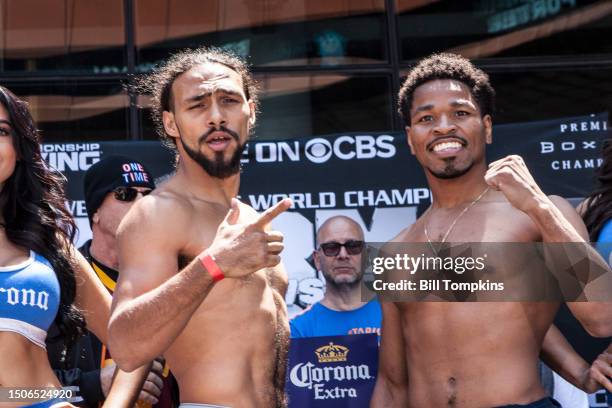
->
<box><xmin>394</xmin><ymin>195</ymin><xmax>559</xmax><ymax>407</ymax></box>
<box><xmin>155</xmin><ymin>188</ymin><xmax>289</xmax><ymax>407</ymax></box>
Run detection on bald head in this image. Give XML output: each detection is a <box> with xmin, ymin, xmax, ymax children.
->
<box><xmin>316</xmin><ymin>216</ymin><xmax>364</xmax><ymax>247</ymax></box>
<box><xmin>314</xmin><ymin>215</ymin><xmax>366</xmax><ymax>289</ymax></box>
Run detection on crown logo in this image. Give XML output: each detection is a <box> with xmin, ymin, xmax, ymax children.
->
<box><xmin>315</xmin><ymin>342</ymin><xmax>349</xmax><ymax>363</ymax></box>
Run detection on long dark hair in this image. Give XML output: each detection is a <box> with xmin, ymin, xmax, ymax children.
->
<box><xmin>0</xmin><ymin>86</ymin><xmax>85</xmax><ymax>346</ymax></box>
<box><xmin>583</xmin><ymin>139</ymin><xmax>612</xmax><ymax>241</ymax></box>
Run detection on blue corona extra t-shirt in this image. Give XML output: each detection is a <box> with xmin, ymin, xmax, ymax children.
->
<box><xmin>290</xmin><ymin>299</ymin><xmax>381</xmax><ymax>339</ymax></box>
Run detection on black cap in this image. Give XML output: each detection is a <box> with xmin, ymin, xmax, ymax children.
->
<box><xmin>84</xmin><ymin>155</ymin><xmax>155</xmax><ymax>224</ymax></box>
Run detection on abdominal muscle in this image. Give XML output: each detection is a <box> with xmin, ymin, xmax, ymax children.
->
<box><xmin>401</xmin><ymin>302</ymin><xmax>555</xmax><ymax>407</ymax></box>
<box><xmin>0</xmin><ymin>332</ymin><xmax>61</xmax><ymax>387</ymax></box>
<box><xmin>165</xmin><ymin>274</ymin><xmax>286</xmax><ymax>407</ymax></box>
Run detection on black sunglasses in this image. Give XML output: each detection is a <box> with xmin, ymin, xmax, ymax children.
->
<box><xmin>113</xmin><ymin>186</ymin><xmax>152</xmax><ymax>202</ymax></box>
<box><xmin>319</xmin><ymin>240</ymin><xmax>364</xmax><ymax>257</ymax></box>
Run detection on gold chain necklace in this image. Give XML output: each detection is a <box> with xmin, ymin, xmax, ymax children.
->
<box><xmin>424</xmin><ymin>187</ymin><xmax>490</xmax><ymax>254</ymax></box>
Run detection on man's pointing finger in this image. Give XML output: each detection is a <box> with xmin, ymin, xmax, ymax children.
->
<box><xmin>252</xmin><ymin>198</ymin><xmax>292</xmax><ymax>229</ymax></box>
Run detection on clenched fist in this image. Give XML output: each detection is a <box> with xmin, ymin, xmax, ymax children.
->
<box><xmin>485</xmin><ymin>155</ymin><xmax>549</xmax><ymax>213</ymax></box>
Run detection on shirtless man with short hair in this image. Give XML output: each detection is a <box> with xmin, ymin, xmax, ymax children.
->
<box><xmin>107</xmin><ymin>48</ymin><xmax>291</xmax><ymax>408</ymax></box>
<box><xmin>371</xmin><ymin>53</ymin><xmax>612</xmax><ymax>408</ymax></box>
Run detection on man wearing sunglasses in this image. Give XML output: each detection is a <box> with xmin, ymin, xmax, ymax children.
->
<box><xmin>291</xmin><ymin>216</ymin><xmax>381</xmax><ymax>339</ymax></box>
<box><xmin>47</xmin><ymin>155</ymin><xmax>176</xmax><ymax>407</ymax></box>
<box><xmin>83</xmin><ymin>155</ymin><xmax>156</xmax><ymax>257</ymax></box>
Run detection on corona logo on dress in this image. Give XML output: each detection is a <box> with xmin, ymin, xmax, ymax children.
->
<box><xmin>315</xmin><ymin>342</ymin><xmax>349</xmax><ymax>363</ymax></box>
<box><xmin>0</xmin><ymin>287</ymin><xmax>50</xmax><ymax>310</ymax></box>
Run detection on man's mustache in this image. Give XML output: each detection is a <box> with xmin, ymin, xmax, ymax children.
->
<box><xmin>199</xmin><ymin>126</ymin><xmax>240</xmax><ymax>144</ymax></box>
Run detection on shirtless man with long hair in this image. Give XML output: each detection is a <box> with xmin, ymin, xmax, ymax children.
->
<box><xmin>108</xmin><ymin>48</ymin><xmax>291</xmax><ymax>408</ymax></box>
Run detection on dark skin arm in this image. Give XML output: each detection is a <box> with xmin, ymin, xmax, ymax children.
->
<box><xmin>540</xmin><ymin>196</ymin><xmax>612</xmax><ymax>337</ymax></box>
<box><xmin>370</xmin><ymin>301</ymin><xmax>409</xmax><ymax>407</ymax></box>
<box><xmin>486</xmin><ymin>156</ymin><xmax>612</xmax><ymax>337</ymax></box>
<box><xmin>541</xmin><ymin>325</ymin><xmax>611</xmax><ymax>393</ymax></box>
<box><xmin>590</xmin><ymin>342</ymin><xmax>612</xmax><ymax>392</ymax></box>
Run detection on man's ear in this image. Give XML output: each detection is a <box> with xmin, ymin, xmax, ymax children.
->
<box><xmin>406</xmin><ymin>126</ymin><xmax>415</xmax><ymax>155</ymax></box>
<box><xmin>162</xmin><ymin>110</ymin><xmax>180</xmax><ymax>139</ymax></box>
<box><xmin>248</xmin><ymin>100</ymin><xmax>256</xmax><ymax>126</ymax></box>
<box><xmin>92</xmin><ymin>211</ymin><xmax>100</xmax><ymax>224</ymax></box>
<box><xmin>483</xmin><ymin>114</ymin><xmax>493</xmax><ymax>144</ymax></box>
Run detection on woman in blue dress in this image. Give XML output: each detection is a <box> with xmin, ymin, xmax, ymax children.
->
<box><xmin>0</xmin><ymin>86</ymin><xmax>148</xmax><ymax>407</ymax></box>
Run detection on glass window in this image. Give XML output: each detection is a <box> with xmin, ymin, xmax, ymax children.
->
<box><xmin>138</xmin><ymin>74</ymin><xmax>394</xmax><ymax>140</ymax></box>
<box><xmin>396</xmin><ymin>0</ymin><xmax>612</xmax><ymax>61</ymax></box>
<box><xmin>0</xmin><ymin>0</ymin><xmax>126</xmax><ymax>74</ymax></box>
<box><xmin>397</xmin><ymin>67</ymin><xmax>612</xmax><ymax>124</ymax></box>
<box><xmin>135</xmin><ymin>0</ymin><xmax>388</xmax><ymax>68</ymax></box>
<box><xmin>490</xmin><ymin>68</ymin><xmax>612</xmax><ymax>124</ymax></box>
<box><xmin>5</xmin><ymin>80</ymin><xmax>129</xmax><ymax>142</ymax></box>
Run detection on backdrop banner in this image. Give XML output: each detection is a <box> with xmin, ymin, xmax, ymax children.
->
<box><xmin>44</xmin><ymin>112</ymin><xmax>608</xmax><ymax>314</ymax></box>
<box><xmin>43</xmin><ymin>113</ymin><xmax>610</xmax><ymax>406</ymax></box>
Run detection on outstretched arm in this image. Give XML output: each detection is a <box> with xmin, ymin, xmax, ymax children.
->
<box><xmin>371</xmin><ymin>301</ymin><xmax>409</xmax><ymax>407</ymax></box>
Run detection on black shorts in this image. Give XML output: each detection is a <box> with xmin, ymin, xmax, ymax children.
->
<box><xmin>494</xmin><ymin>397</ymin><xmax>561</xmax><ymax>408</ymax></box>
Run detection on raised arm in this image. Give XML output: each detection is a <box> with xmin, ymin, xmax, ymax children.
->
<box><xmin>108</xmin><ymin>197</ymin><xmax>291</xmax><ymax>371</ymax></box>
<box><xmin>371</xmin><ymin>301</ymin><xmax>409</xmax><ymax>407</ymax></box>
<box><xmin>485</xmin><ymin>155</ymin><xmax>612</xmax><ymax>337</ymax></box>
<box><xmin>538</xmin><ymin>196</ymin><xmax>612</xmax><ymax>337</ymax></box>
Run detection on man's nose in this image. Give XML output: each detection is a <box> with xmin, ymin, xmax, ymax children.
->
<box><xmin>337</xmin><ymin>246</ymin><xmax>350</xmax><ymax>259</ymax></box>
<box><xmin>433</xmin><ymin>114</ymin><xmax>456</xmax><ymax>135</ymax></box>
<box><xmin>207</xmin><ymin>101</ymin><xmax>227</xmax><ymax>128</ymax></box>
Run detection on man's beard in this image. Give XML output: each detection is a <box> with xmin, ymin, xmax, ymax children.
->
<box><xmin>322</xmin><ymin>270</ymin><xmax>364</xmax><ymax>291</ymax></box>
<box><xmin>180</xmin><ymin>126</ymin><xmax>246</xmax><ymax>179</ymax></box>
<box><xmin>428</xmin><ymin>158</ymin><xmax>473</xmax><ymax>179</ymax></box>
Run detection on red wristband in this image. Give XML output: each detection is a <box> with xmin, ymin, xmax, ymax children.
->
<box><xmin>199</xmin><ymin>254</ymin><xmax>225</xmax><ymax>282</ymax></box>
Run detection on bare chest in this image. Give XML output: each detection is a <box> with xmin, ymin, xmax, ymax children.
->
<box><xmin>413</xmin><ymin>202</ymin><xmax>539</xmax><ymax>243</ymax></box>
<box><xmin>396</xmin><ymin>302</ymin><xmax>557</xmax><ymax>357</ymax></box>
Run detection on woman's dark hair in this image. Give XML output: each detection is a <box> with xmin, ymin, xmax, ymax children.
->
<box><xmin>0</xmin><ymin>86</ymin><xmax>85</xmax><ymax>346</ymax></box>
<box><xmin>583</xmin><ymin>139</ymin><xmax>612</xmax><ymax>241</ymax></box>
